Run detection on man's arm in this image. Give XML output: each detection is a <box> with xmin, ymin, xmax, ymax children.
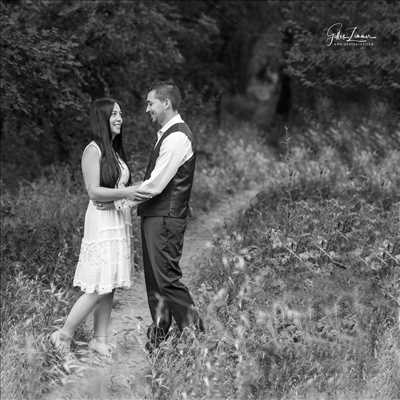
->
<box><xmin>96</xmin><ymin>132</ymin><xmax>192</xmax><ymax>209</ymax></box>
<box><xmin>94</xmin><ymin>183</ymin><xmax>148</xmax><ymax>210</ymax></box>
<box><xmin>131</xmin><ymin>131</ymin><xmax>193</xmax><ymax>201</ymax></box>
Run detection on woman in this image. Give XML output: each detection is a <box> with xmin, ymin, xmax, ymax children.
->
<box><xmin>51</xmin><ymin>98</ymin><xmax>139</xmax><ymax>357</ymax></box>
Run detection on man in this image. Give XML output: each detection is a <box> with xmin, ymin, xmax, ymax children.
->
<box><xmin>132</xmin><ymin>82</ymin><xmax>203</xmax><ymax>349</ymax></box>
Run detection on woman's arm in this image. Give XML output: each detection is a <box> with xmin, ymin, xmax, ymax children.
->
<box><xmin>94</xmin><ymin>183</ymin><xmax>149</xmax><ymax>210</ymax></box>
<box><xmin>82</xmin><ymin>145</ymin><xmax>130</xmax><ymax>202</ymax></box>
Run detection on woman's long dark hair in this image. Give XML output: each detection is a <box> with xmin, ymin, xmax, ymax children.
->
<box><xmin>89</xmin><ymin>98</ymin><xmax>131</xmax><ymax>188</ymax></box>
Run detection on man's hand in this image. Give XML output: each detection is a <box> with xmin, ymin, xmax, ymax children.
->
<box><xmin>92</xmin><ymin>184</ymin><xmax>150</xmax><ymax>210</ymax></box>
<box><xmin>94</xmin><ymin>201</ymin><xmax>115</xmax><ymax>211</ymax></box>
<box><xmin>125</xmin><ymin>185</ymin><xmax>151</xmax><ymax>201</ymax></box>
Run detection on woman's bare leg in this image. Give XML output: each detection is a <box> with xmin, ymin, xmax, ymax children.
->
<box><xmin>93</xmin><ymin>290</ymin><xmax>115</xmax><ymax>343</ymax></box>
<box><xmin>61</xmin><ymin>292</ymin><xmax>103</xmax><ymax>337</ymax></box>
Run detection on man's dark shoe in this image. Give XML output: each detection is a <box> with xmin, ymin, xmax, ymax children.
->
<box><xmin>145</xmin><ymin>323</ymin><xmax>169</xmax><ymax>353</ymax></box>
<box><xmin>195</xmin><ymin>315</ymin><xmax>205</xmax><ymax>333</ymax></box>
<box><xmin>146</xmin><ymin>323</ymin><xmax>168</xmax><ymax>341</ymax></box>
<box><xmin>144</xmin><ymin>340</ymin><xmax>156</xmax><ymax>354</ymax></box>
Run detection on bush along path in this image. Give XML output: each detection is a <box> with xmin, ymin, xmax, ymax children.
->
<box><xmin>149</xmin><ymin>147</ymin><xmax>400</xmax><ymax>400</ymax></box>
<box><xmin>44</xmin><ymin>187</ymin><xmax>261</xmax><ymax>400</ymax></box>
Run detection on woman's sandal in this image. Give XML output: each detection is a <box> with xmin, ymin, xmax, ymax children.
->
<box><xmin>88</xmin><ymin>338</ymin><xmax>113</xmax><ymax>358</ymax></box>
<box><xmin>50</xmin><ymin>330</ymin><xmax>72</xmax><ymax>355</ymax></box>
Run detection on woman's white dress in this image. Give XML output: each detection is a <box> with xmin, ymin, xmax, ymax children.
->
<box><xmin>73</xmin><ymin>141</ymin><xmax>132</xmax><ymax>294</ymax></box>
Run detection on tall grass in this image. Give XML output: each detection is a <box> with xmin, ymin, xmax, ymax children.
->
<box><xmin>150</xmin><ymin>126</ymin><xmax>400</xmax><ymax>399</ymax></box>
<box><xmin>0</xmin><ymin>122</ymin><xmax>273</xmax><ymax>399</ymax></box>
<box><xmin>1</xmin><ymin>167</ymin><xmax>86</xmax><ymax>399</ymax></box>
<box><xmin>0</xmin><ymin>163</ymin><xmax>146</xmax><ymax>399</ymax></box>
<box><xmin>2</xmin><ymin>117</ymin><xmax>398</xmax><ymax>399</ymax></box>
<box><xmin>191</xmin><ymin>122</ymin><xmax>275</xmax><ymax>212</ymax></box>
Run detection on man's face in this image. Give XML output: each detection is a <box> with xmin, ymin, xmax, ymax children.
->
<box><xmin>146</xmin><ymin>90</ymin><xmax>166</xmax><ymax>125</ymax></box>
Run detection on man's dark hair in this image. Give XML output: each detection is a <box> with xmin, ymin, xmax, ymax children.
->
<box><xmin>150</xmin><ymin>81</ymin><xmax>182</xmax><ymax>111</ymax></box>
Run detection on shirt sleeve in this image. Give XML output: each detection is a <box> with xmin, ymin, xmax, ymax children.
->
<box><xmin>135</xmin><ymin>131</ymin><xmax>193</xmax><ymax>199</ymax></box>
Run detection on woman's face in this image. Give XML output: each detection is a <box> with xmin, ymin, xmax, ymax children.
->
<box><xmin>109</xmin><ymin>103</ymin><xmax>123</xmax><ymax>137</ymax></box>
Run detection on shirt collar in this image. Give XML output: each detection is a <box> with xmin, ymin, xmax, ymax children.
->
<box><xmin>157</xmin><ymin>114</ymin><xmax>184</xmax><ymax>140</ymax></box>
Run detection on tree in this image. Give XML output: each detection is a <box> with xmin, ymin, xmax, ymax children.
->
<box><xmin>0</xmin><ymin>0</ymin><xmax>220</xmax><ymax>172</ymax></box>
<box><xmin>283</xmin><ymin>0</ymin><xmax>400</xmax><ymax>93</ymax></box>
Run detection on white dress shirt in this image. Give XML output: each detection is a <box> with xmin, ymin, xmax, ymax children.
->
<box><xmin>135</xmin><ymin>114</ymin><xmax>193</xmax><ymax>199</ymax></box>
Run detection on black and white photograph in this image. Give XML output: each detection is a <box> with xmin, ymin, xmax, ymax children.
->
<box><xmin>1</xmin><ymin>1</ymin><xmax>399</xmax><ymax>399</ymax></box>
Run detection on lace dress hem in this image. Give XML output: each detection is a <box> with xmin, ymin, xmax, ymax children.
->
<box><xmin>73</xmin><ymin>280</ymin><xmax>131</xmax><ymax>294</ymax></box>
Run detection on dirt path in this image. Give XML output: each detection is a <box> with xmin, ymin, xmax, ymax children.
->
<box><xmin>46</xmin><ymin>188</ymin><xmax>259</xmax><ymax>400</ymax></box>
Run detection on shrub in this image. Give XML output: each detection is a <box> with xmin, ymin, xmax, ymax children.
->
<box><xmin>151</xmin><ymin>140</ymin><xmax>400</xmax><ymax>399</ymax></box>
<box><xmin>0</xmin><ymin>272</ymin><xmax>78</xmax><ymax>400</ymax></box>
<box><xmin>0</xmin><ymin>165</ymin><xmax>139</xmax><ymax>398</ymax></box>
<box><xmin>191</xmin><ymin>125</ymin><xmax>275</xmax><ymax>213</ymax></box>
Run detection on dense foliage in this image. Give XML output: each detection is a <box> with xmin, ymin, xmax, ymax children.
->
<box><xmin>1</xmin><ymin>1</ymin><xmax>399</xmax><ymax>398</ymax></box>
<box><xmin>0</xmin><ymin>0</ymin><xmax>220</xmax><ymax>178</ymax></box>
<box><xmin>1</xmin><ymin>0</ymin><xmax>399</xmax><ymax>180</ymax></box>
<box><xmin>152</xmin><ymin>128</ymin><xmax>400</xmax><ymax>400</ymax></box>
<box><xmin>284</xmin><ymin>0</ymin><xmax>400</xmax><ymax>92</ymax></box>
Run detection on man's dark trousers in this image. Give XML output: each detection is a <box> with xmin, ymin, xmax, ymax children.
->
<box><xmin>141</xmin><ymin>215</ymin><xmax>195</xmax><ymax>335</ymax></box>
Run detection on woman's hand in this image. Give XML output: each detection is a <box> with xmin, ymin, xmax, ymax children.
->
<box><xmin>124</xmin><ymin>185</ymin><xmax>149</xmax><ymax>201</ymax></box>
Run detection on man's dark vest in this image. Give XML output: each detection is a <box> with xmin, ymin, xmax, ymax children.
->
<box><xmin>137</xmin><ymin>122</ymin><xmax>196</xmax><ymax>218</ymax></box>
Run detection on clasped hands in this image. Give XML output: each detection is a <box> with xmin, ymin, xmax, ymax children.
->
<box><xmin>95</xmin><ymin>185</ymin><xmax>149</xmax><ymax>210</ymax></box>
